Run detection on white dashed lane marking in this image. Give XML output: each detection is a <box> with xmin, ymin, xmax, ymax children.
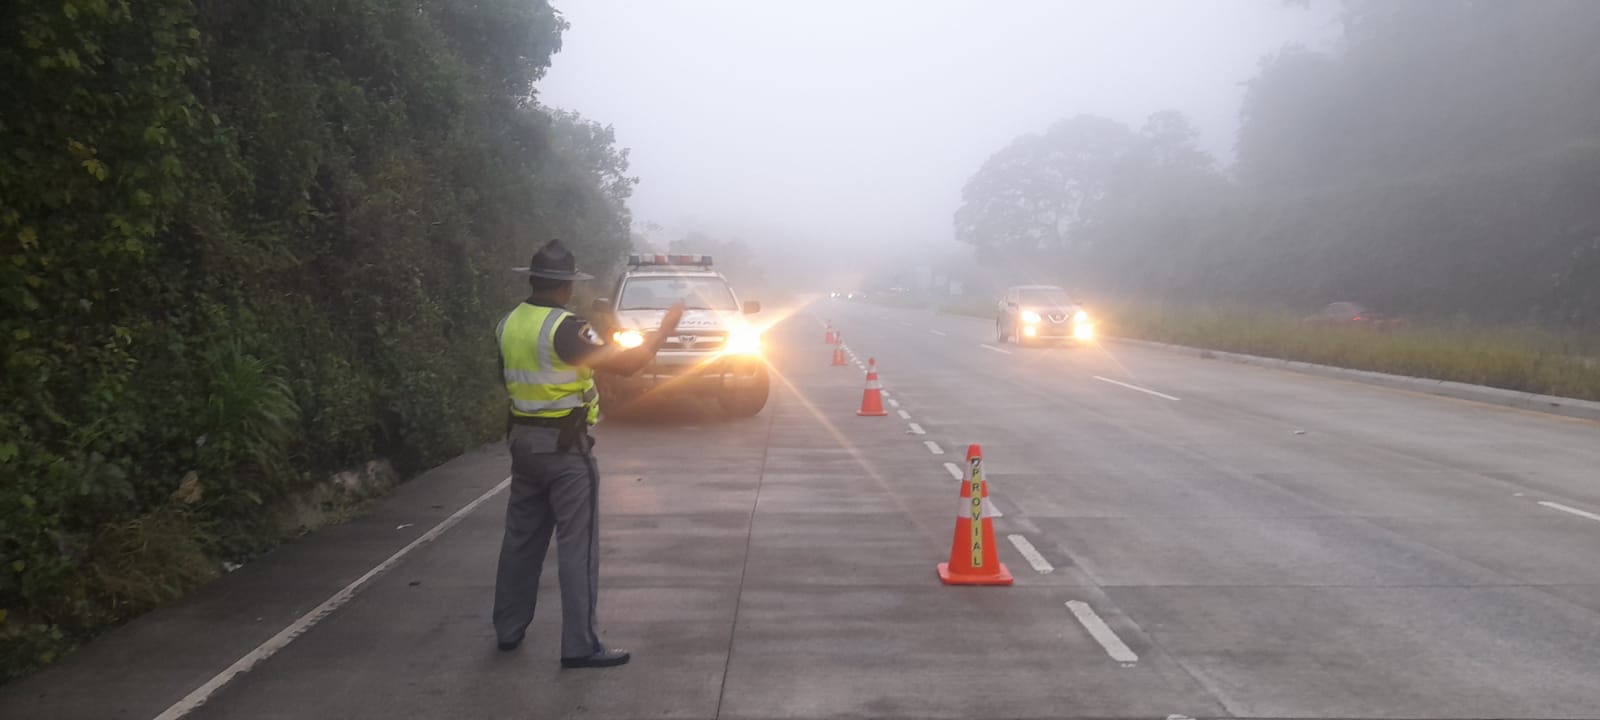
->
<box><xmin>923</xmin><ymin>441</ymin><xmax>944</xmax><ymax>455</ymax></box>
<box><xmin>1066</xmin><ymin>601</ymin><xmax>1139</xmax><ymax>664</ymax></box>
<box><xmin>1006</xmin><ymin>534</ymin><xmax>1054</xmax><ymax>574</ymax></box>
<box><xmin>1092</xmin><ymin>375</ymin><xmax>1179</xmax><ymax>402</ymax></box>
<box><xmin>1540</xmin><ymin>501</ymin><xmax>1600</xmax><ymax>523</ymax></box>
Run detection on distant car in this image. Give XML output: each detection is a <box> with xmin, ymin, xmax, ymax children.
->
<box><xmin>1304</xmin><ymin>301</ymin><xmax>1403</xmax><ymax>330</ymax></box>
<box><xmin>996</xmin><ymin>285</ymin><xmax>1094</xmax><ymax>345</ymax></box>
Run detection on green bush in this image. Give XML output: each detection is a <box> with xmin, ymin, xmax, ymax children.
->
<box><xmin>2</xmin><ymin>0</ymin><xmax>632</xmax><ymax>682</ymax></box>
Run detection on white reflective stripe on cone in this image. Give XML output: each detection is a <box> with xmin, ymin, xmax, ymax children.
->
<box><xmin>955</xmin><ymin>496</ymin><xmax>1003</xmax><ymax>519</ymax></box>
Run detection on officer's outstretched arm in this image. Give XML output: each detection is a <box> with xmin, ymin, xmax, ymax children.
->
<box><xmin>581</xmin><ymin>302</ymin><xmax>686</xmax><ymax>376</ymax></box>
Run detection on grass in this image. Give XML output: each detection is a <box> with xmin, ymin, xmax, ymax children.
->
<box><xmin>89</xmin><ymin>505</ymin><xmax>219</xmax><ymax>617</ymax></box>
<box><xmin>902</xmin><ymin>295</ymin><xmax>1600</xmax><ymax>402</ymax></box>
<box><xmin>1104</xmin><ymin>302</ymin><xmax>1600</xmax><ymax>402</ymax></box>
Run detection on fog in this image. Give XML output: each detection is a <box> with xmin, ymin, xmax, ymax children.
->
<box><xmin>537</xmin><ymin>0</ymin><xmax>1337</xmax><ymax>260</ymax></box>
<box><xmin>536</xmin><ymin>1</ymin><xmax>1600</xmax><ymax>326</ymax></box>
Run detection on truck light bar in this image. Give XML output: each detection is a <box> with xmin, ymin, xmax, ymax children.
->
<box><xmin>628</xmin><ymin>253</ymin><xmax>713</xmax><ymax>268</ymax></box>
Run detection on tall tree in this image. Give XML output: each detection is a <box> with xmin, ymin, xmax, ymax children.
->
<box><xmin>953</xmin><ymin>115</ymin><xmax>1137</xmax><ymax>257</ymax></box>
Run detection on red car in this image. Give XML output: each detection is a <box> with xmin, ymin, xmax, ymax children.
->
<box><xmin>1304</xmin><ymin>302</ymin><xmax>1404</xmax><ymax>330</ymax></box>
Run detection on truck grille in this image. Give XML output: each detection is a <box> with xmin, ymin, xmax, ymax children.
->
<box><xmin>661</xmin><ymin>333</ymin><xmax>726</xmax><ymax>351</ymax></box>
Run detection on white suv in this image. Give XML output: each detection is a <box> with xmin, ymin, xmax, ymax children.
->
<box><xmin>591</xmin><ymin>254</ymin><xmax>769</xmax><ymax>417</ymax></box>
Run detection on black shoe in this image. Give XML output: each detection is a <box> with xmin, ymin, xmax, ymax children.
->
<box><xmin>497</xmin><ymin>637</ymin><xmax>522</xmax><ymax>652</ymax></box>
<box><xmin>560</xmin><ymin>648</ymin><xmax>630</xmax><ymax>669</ymax></box>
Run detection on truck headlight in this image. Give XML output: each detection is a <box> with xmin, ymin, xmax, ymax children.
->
<box><xmin>1021</xmin><ymin>310</ymin><xmax>1042</xmax><ymax>324</ymax></box>
<box><xmin>612</xmin><ymin>330</ymin><xmax>644</xmax><ymax>349</ymax></box>
<box><xmin>723</xmin><ymin>328</ymin><xmax>762</xmax><ymax>355</ymax></box>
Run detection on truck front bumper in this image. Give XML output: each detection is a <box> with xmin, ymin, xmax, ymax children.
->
<box><xmin>601</xmin><ymin>354</ymin><xmax>767</xmax><ymax>395</ymax></box>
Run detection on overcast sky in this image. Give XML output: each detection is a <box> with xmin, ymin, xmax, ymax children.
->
<box><xmin>537</xmin><ymin>0</ymin><xmax>1339</xmax><ymax>258</ymax></box>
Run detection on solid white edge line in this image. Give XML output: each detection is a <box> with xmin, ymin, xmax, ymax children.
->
<box><xmin>897</xmin><ymin>409</ymin><xmax>911</xmax><ymax>419</ymax></box>
<box><xmin>943</xmin><ymin>462</ymin><xmax>963</xmax><ymax>480</ymax></box>
<box><xmin>923</xmin><ymin>440</ymin><xmax>944</xmax><ymax>455</ymax></box>
<box><xmin>980</xmin><ymin>344</ymin><xmax>1013</xmax><ymax>355</ymax></box>
<box><xmin>1006</xmin><ymin>534</ymin><xmax>1054</xmax><ymax>574</ymax></box>
<box><xmin>1066</xmin><ymin>600</ymin><xmax>1139</xmax><ymax>664</ymax></box>
<box><xmin>1539</xmin><ymin>500</ymin><xmax>1600</xmax><ymax>523</ymax></box>
<box><xmin>907</xmin><ymin>422</ymin><xmax>926</xmax><ymax>435</ymax></box>
<box><xmin>152</xmin><ymin>477</ymin><xmax>513</xmax><ymax>720</ymax></box>
<box><xmin>1092</xmin><ymin>375</ymin><xmax>1180</xmax><ymax>402</ymax></box>
<box><xmin>929</xmin><ymin>329</ymin><xmax>947</xmax><ymax>336</ymax></box>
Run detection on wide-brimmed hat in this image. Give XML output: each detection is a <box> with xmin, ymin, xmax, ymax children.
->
<box><xmin>512</xmin><ymin>239</ymin><xmax>593</xmax><ymax>280</ymax></box>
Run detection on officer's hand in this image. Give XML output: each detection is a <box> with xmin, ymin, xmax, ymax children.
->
<box><xmin>658</xmin><ymin>301</ymin><xmax>687</xmax><ymax>336</ymax></box>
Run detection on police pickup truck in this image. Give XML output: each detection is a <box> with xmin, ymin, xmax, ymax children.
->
<box><xmin>590</xmin><ymin>254</ymin><xmax>769</xmax><ymax>417</ymax></box>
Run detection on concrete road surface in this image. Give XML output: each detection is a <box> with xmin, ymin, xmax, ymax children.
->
<box><xmin>5</xmin><ymin>300</ymin><xmax>1600</xmax><ymax>719</ymax></box>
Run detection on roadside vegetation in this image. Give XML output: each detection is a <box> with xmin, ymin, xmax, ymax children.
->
<box><xmin>1</xmin><ymin>0</ymin><xmax>632</xmax><ymax>682</ymax></box>
<box><xmin>927</xmin><ymin>296</ymin><xmax>1600</xmax><ymax>402</ymax></box>
<box><xmin>1106</xmin><ymin>304</ymin><xmax>1600</xmax><ymax>402</ymax></box>
<box><xmin>952</xmin><ymin>3</ymin><xmax>1600</xmax><ymax>347</ymax></box>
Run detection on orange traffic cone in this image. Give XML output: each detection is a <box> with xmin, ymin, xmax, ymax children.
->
<box><xmin>857</xmin><ymin>358</ymin><xmax>888</xmax><ymax>416</ymax></box>
<box><xmin>825</xmin><ymin>323</ymin><xmax>837</xmax><ymax>344</ymax></box>
<box><xmin>831</xmin><ymin>335</ymin><xmax>848</xmax><ymax>366</ymax></box>
<box><xmin>937</xmin><ymin>444</ymin><xmax>1013</xmax><ymax>586</ymax></box>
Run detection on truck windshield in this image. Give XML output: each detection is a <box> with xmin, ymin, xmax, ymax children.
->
<box><xmin>619</xmin><ymin>276</ymin><xmax>738</xmax><ymax>311</ymax></box>
<box><xmin>1017</xmin><ymin>288</ymin><xmax>1072</xmax><ymax>306</ymax></box>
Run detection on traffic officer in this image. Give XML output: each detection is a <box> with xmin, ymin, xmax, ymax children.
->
<box><xmin>493</xmin><ymin>239</ymin><xmax>684</xmax><ymax>668</ymax></box>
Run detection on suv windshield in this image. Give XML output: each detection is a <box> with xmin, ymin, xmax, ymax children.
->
<box><xmin>1017</xmin><ymin>288</ymin><xmax>1072</xmax><ymax>306</ymax></box>
<box><xmin>619</xmin><ymin>276</ymin><xmax>738</xmax><ymax>311</ymax></box>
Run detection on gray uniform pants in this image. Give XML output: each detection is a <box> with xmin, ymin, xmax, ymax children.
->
<box><xmin>492</xmin><ymin>424</ymin><xmax>603</xmax><ymax>657</ymax></box>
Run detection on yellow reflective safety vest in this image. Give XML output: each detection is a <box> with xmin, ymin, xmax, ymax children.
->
<box><xmin>497</xmin><ymin>304</ymin><xmax>600</xmax><ymax>425</ymax></box>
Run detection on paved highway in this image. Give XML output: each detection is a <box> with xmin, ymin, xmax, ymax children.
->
<box><xmin>5</xmin><ymin>300</ymin><xmax>1600</xmax><ymax>719</ymax></box>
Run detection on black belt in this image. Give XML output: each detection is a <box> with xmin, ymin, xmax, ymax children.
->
<box><xmin>508</xmin><ymin>412</ymin><xmax>575</xmax><ymax>429</ymax></box>
<box><xmin>508</xmin><ymin>406</ymin><xmax>592</xmax><ymax>452</ymax></box>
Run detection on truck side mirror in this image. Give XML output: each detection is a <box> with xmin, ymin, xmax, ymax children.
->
<box><xmin>591</xmin><ymin>298</ymin><xmax>613</xmax><ymax>315</ymax></box>
<box><xmin>742</xmin><ymin>300</ymin><xmax>762</xmax><ymax>315</ymax></box>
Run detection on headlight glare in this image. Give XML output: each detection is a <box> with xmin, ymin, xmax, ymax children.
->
<box><xmin>1073</xmin><ymin>310</ymin><xmax>1089</xmax><ymax>323</ymax></box>
<box><xmin>612</xmin><ymin>330</ymin><xmax>644</xmax><ymax>348</ymax></box>
<box><xmin>723</xmin><ymin>328</ymin><xmax>762</xmax><ymax>355</ymax></box>
<box><xmin>1021</xmin><ymin>310</ymin><xmax>1042</xmax><ymax>324</ymax></box>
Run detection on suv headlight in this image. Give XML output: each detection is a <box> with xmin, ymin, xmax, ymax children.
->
<box><xmin>612</xmin><ymin>330</ymin><xmax>644</xmax><ymax>348</ymax></box>
<box><xmin>723</xmin><ymin>328</ymin><xmax>762</xmax><ymax>355</ymax></box>
<box><xmin>1021</xmin><ymin>310</ymin><xmax>1042</xmax><ymax>324</ymax></box>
